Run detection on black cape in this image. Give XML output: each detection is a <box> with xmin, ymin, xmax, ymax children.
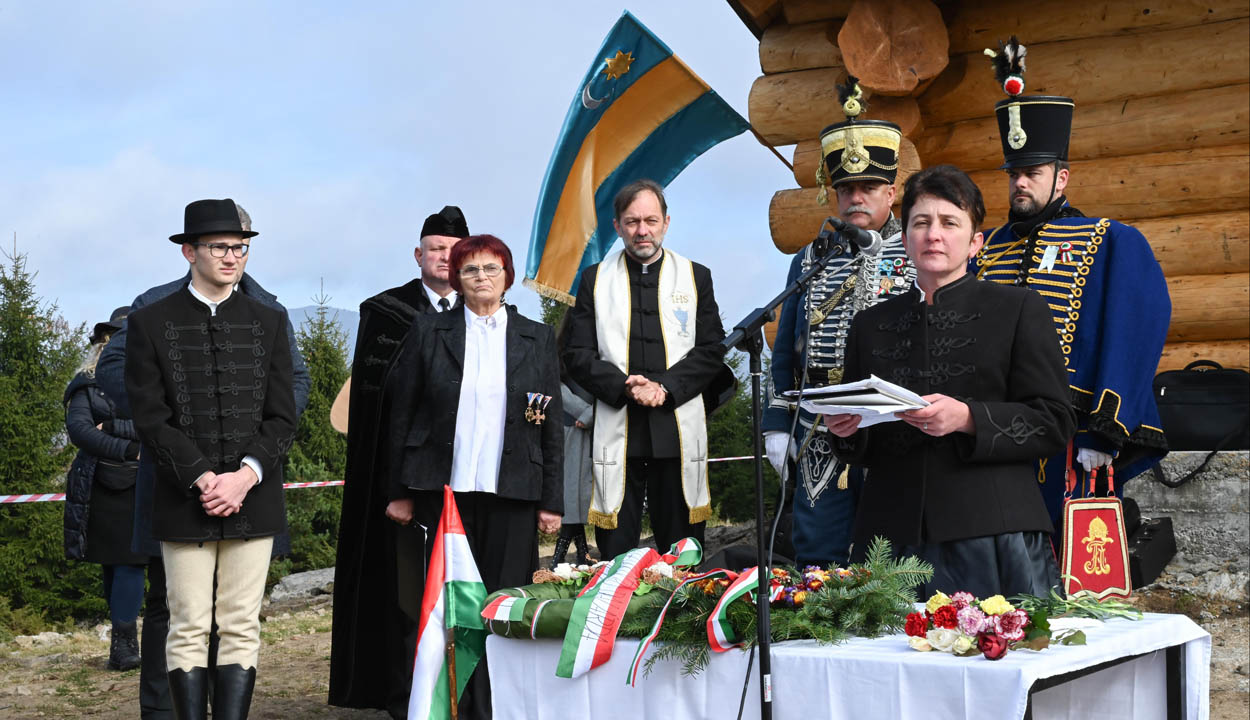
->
<box><xmin>328</xmin><ymin>278</ymin><xmax>435</xmax><ymax>711</ymax></box>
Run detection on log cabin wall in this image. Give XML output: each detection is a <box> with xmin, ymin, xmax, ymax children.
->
<box><xmin>731</xmin><ymin>0</ymin><xmax>1250</xmax><ymax>371</ymax></box>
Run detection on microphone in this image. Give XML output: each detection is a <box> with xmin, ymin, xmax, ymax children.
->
<box><xmin>823</xmin><ymin>216</ymin><xmax>884</xmax><ymax>256</ymax></box>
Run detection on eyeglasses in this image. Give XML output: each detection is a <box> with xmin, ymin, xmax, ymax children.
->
<box><xmin>194</xmin><ymin>242</ymin><xmax>250</xmax><ymax>258</ymax></box>
<box><xmin>459</xmin><ymin>264</ymin><xmax>503</xmax><ymax>278</ymax></box>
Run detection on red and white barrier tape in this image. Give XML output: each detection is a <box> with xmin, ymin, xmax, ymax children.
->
<box><xmin>1</xmin><ymin>456</ymin><xmax>759</xmax><ymax>504</ymax></box>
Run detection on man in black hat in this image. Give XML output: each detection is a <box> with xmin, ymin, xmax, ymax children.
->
<box><xmin>762</xmin><ymin>78</ymin><xmax>917</xmax><ymax>569</ymax></box>
<box><xmin>96</xmin><ymin>200</ymin><xmax>308</xmax><ymax>720</ymax></box>
<box><xmin>972</xmin><ymin>39</ymin><xmax>1170</xmax><ymax>532</ymax></box>
<box><xmin>122</xmin><ymin>198</ymin><xmax>298</xmax><ymax>720</ymax></box>
<box><xmin>328</xmin><ymin>205</ymin><xmax>470</xmax><ymax>718</ymax></box>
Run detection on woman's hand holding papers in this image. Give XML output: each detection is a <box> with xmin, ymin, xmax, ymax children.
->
<box><xmin>823</xmin><ymin>413</ymin><xmax>863</xmax><ymax>437</ymax></box>
<box><xmin>897</xmin><ymin>394</ymin><xmax>974</xmax><ymax>436</ymax></box>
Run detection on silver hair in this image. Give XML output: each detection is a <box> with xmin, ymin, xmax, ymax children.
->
<box><xmin>235</xmin><ymin>203</ymin><xmax>252</xmax><ymax>232</ymax></box>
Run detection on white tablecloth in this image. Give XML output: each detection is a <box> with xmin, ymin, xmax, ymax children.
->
<box><xmin>486</xmin><ymin>612</ymin><xmax>1210</xmax><ymax>720</ymax></box>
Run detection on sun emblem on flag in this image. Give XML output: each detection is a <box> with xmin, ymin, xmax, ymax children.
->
<box><xmin>603</xmin><ymin>50</ymin><xmax>635</xmax><ymax>80</ymax></box>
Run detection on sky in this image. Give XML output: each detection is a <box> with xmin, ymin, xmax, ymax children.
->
<box><xmin>0</xmin><ymin>1</ymin><xmax>797</xmax><ymax>341</ymax></box>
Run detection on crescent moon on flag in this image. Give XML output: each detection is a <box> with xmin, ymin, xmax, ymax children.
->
<box><xmin>582</xmin><ymin>82</ymin><xmax>607</xmax><ymax>110</ymax></box>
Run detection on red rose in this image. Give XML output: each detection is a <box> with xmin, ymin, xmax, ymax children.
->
<box><xmin>904</xmin><ymin>612</ymin><xmax>929</xmax><ymax>638</ymax></box>
<box><xmin>932</xmin><ymin>605</ymin><xmax>958</xmax><ymax>629</ymax></box>
<box><xmin>978</xmin><ymin>632</ymin><xmax>1009</xmax><ymax>660</ymax></box>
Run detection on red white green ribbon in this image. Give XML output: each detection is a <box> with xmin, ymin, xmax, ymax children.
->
<box><xmin>556</xmin><ymin>547</ymin><xmax>659</xmax><ymax>678</ymax></box>
<box><xmin>627</xmin><ymin>568</ymin><xmax>733</xmax><ymax>686</ymax></box>
<box><xmin>481</xmin><ymin>594</ymin><xmax>527</xmax><ymax>623</ymax></box>
<box><xmin>707</xmin><ymin>566</ymin><xmax>760</xmax><ymax>653</ymax></box>
<box><xmin>660</xmin><ymin>537</ymin><xmax>703</xmax><ymax>568</ymax></box>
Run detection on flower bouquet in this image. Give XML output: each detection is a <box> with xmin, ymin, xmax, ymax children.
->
<box><xmin>905</xmin><ymin>588</ymin><xmax>1142</xmax><ymax>660</ymax></box>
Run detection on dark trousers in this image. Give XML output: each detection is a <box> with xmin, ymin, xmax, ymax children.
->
<box><xmin>139</xmin><ymin>560</ymin><xmax>172</xmax><ymax>719</ymax></box>
<box><xmin>410</xmin><ymin>489</ymin><xmax>541</xmax><ymax>720</ymax></box>
<box><xmin>594</xmin><ymin>457</ymin><xmax>706</xmax><ymax>561</ymax></box>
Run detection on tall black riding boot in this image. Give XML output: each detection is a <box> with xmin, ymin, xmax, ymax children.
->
<box><xmin>550</xmin><ymin>535</ymin><xmax>572</xmax><ymax>569</ymax></box>
<box><xmin>108</xmin><ymin>620</ymin><xmax>141</xmax><ymax>671</ymax></box>
<box><xmin>573</xmin><ymin>532</ymin><xmax>594</xmax><ymax>566</ymax></box>
<box><xmin>166</xmin><ymin>667</ymin><xmax>208</xmax><ymax>720</ymax></box>
<box><xmin>211</xmin><ymin>664</ymin><xmax>257</xmax><ymax>720</ymax></box>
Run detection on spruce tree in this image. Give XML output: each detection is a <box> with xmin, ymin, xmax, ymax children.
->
<box><xmin>276</xmin><ymin>285</ymin><xmax>350</xmax><ymax>578</ymax></box>
<box><xmin>0</xmin><ymin>244</ymin><xmax>104</xmax><ymax>622</ymax></box>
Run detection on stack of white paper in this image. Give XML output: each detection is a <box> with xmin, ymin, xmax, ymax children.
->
<box><xmin>783</xmin><ymin>375</ymin><xmax>929</xmax><ymax>428</ymax></box>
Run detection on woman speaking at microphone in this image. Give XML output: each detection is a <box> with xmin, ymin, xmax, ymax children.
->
<box><xmin>384</xmin><ymin>234</ymin><xmax>563</xmax><ymax>720</ymax></box>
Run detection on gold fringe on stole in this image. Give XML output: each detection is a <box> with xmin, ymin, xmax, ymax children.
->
<box><xmin>588</xmin><ymin>508</ymin><xmax>618</xmax><ymax>530</ymax></box>
<box><xmin>688</xmin><ymin>504</ymin><xmax>712</xmax><ymax>525</ymax></box>
<box><xmin>522</xmin><ymin>277</ymin><xmax>577</xmax><ymax>306</ymax></box>
<box><xmin>836</xmin><ymin>464</ymin><xmax>849</xmax><ymax>491</ymax></box>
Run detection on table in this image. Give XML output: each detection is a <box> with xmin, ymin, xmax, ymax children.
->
<box><xmin>486</xmin><ymin>612</ymin><xmax>1210</xmax><ymax>720</ymax></box>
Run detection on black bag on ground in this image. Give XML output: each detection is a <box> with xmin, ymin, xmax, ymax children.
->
<box><xmin>1153</xmin><ymin>360</ymin><xmax>1249</xmax><ymax>451</ymax></box>
<box><xmin>1151</xmin><ymin>360</ymin><xmax>1249</xmax><ymax>488</ymax></box>
<box><xmin>1127</xmin><ymin>517</ymin><xmax>1177</xmax><ymax>588</ymax></box>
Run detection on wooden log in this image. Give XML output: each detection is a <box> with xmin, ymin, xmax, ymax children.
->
<box><xmin>946</xmin><ymin>0</ymin><xmax>1250</xmax><ymax>55</ymax></box>
<box><xmin>966</xmin><ymin>145</ymin><xmax>1250</xmax><ymax>224</ymax></box>
<box><xmin>837</xmin><ymin>0</ymin><xmax>948</xmax><ymax>96</ymax></box>
<box><xmin>792</xmin><ymin>135</ymin><xmax>920</xmax><ymax>189</ymax></box>
<box><xmin>771</xmin><ymin>188</ymin><xmax>838</xmax><ymax>253</ymax></box>
<box><xmin>1137</xmin><ymin>211</ymin><xmax>1250</xmax><ymax>277</ymax></box>
<box><xmin>916</xmin><ymin>84</ymin><xmax>1250</xmax><ymax>172</ymax></box>
<box><xmin>782</xmin><ymin>0</ymin><xmax>852</xmax><ymax>25</ymax></box>
<box><xmin>1166</xmin><ymin>273</ymin><xmax>1249</xmax><ymax>343</ymax></box>
<box><xmin>919</xmin><ymin>19</ymin><xmax>1250</xmax><ymax>127</ymax></box>
<box><xmin>760</xmin><ymin>21</ymin><xmax>842</xmax><ymax>74</ymax></box>
<box><xmin>733</xmin><ymin>0</ymin><xmax>783</xmax><ymax>36</ymax></box>
<box><xmin>749</xmin><ymin>69</ymin><xmax>923</xmax><ymax>145</ymax></box>
<box><xmin>771</xmin><ymin>147</ymin><xmax>1249</xmax><ymax>253</ymax></box>
<box><xmin>1158</xmin><ymin>340</ymin><xmax>1250</xmax><ymax>373</ymax></box>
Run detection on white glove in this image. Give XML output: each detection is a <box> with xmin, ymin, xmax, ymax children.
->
<box><xmin>764</xmin><ymin>431</ymin><xmax>791</xmax><ymax>481</ymax></box>
<box><xmin>1076</xmin><ymin>448</ymin><xmax>1113</xmax><ymax>473</ymax></box>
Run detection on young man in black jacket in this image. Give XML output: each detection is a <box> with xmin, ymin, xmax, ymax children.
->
<box><xmin>125</xmin><ymin>198</ymin><xmax>297</xmax><ymax>720</ymax></box>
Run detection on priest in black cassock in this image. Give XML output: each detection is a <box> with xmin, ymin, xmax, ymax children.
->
<box><xmin>328</xmin><ymin>206</ymin><xmax>469</xmax><ymax>718</ymax></box>
<box><xmin>562</xmin><ymin>179</ymin><xmax>728</xmax><ymax>561</ymax></box>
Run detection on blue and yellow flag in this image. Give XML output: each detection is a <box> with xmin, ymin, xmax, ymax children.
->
<box><xmin>523</xmin><ymin>11</ymin><xmax>749</xmax><ymax>303</ymax></box>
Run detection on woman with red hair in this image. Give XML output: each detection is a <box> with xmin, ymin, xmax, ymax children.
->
<box><xmin>385</xmin><ymin>234</ymin><xmax>563</xmax><ymax>719</ymax></box>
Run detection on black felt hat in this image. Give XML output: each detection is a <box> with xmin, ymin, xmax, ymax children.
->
<box><xmin>817</xmin><ymin>77</ymin><xmax>901</xmax><ymax>192</ymax></box>
<box><xmin>420</xmin><ymin>205</ymin><xmax>470</xmax><ymax>239</ymax></box>
<box><xmin>169</xmin><ymin>199</ymin><xmax>258</xmax><ymax>244</ymax></box>
<box><xmin>90</xmin><ymin>306</ymin><xmax>129</xmax><ymax>344</ymax></box>
<box><xmin>986</xmin><ymin>37</ymin><xmax>1074</xmax><ymax>169</ymax></box>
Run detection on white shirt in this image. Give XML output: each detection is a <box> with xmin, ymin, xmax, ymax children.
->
<box><xmin>423</xmin><ymin>283</ymin><xmax>458</xmax><ymax>312</ymax></box>
<box><xmin>450</xmin><ymin>304</ymin><xmax>509</xmax><ymax>494</ymax></box>
<box><xmin>187</xmin><ymin>282</ymin><xmax>263</xmax><ymax>486</ymax></box>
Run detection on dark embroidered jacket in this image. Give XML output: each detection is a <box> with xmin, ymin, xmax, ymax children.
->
<box><xmin>836</xmin><ymin>275</ymin><xmax>1075</xmax><ymax>547</ymax></box>
<box><xmin>125</xmin><ymin>288</ymin><xmax>297</xmax><ymax>542</ymax></box>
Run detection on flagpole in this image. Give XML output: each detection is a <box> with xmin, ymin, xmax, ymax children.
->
<box><xmin>748</xmin><ymin>126</ymin><xmax>794</xmax><ymax>173</ymax></box>
<box><xmin>446</xmin><ymin>628</ymin><xmax>458</xmax><ymax>719</ymax></box>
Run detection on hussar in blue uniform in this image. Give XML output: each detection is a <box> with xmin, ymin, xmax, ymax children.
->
<box><xmin>763</xmin><ymin>78</ymin><xmax>916</xmax><ymax>568</ymax></box>
<box><xmin>970</xmin><ymin>38</ymin><xmax>1171</xmax><ymax>530</ymax></box>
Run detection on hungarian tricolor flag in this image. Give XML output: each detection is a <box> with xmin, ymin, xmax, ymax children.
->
<box><xmin>408</xmin><ymin>486</ymin><xmax>487</xmax><ymax>720</ymax></box>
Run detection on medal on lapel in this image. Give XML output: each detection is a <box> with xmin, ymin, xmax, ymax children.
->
<box><xmin>525</xmin><ymin>392</ymin><xmax>539</xmax><ymax>423</ymax></box>
<box><xmin>536</xmin><ymin>394</ymin><xmax>551</xmax><ymax>424</ymax></box>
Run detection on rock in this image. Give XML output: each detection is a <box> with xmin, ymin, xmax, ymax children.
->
<box><xmin>95</xmin><ymin>623</ymin><xmax>110</xmax><ymax>642</ymax></box>
<box><xmin>15</xmin><ymin>686</ymin><xmax>30</xmax><ymax>696</ymax></box>
<box><xmin>1236</xmin><ymin>663</ymin><xmax>1248</xmax><ymax>676</ymax></box>
<box><xmin>14</xmin><ymin>632</ymin><xmax>64</xmax><ymax>649</ymax></box>
<box><xmin>268</xmin><ymin>567</ymin><xmax>335</xmax><ymax>604</ymax></box>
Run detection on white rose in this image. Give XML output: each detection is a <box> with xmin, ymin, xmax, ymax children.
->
<box><xmin>908</xmin><ymin>636</ymin><xmax>932</xmax><ymax>652</ymax></box>
<box><xmin>552</xmin><ymin>563</ymin><xmax>579</xmax><ymax>581</ymax></box>
<box><xmin>648</xmin><ymin>561</ymin><xmax>674</xmax><ymax>578</ymax></box>
<box><xmin>952</xmin><ymin>634</ymin><xmax>975</xmax><ymax>655</ymax></box>
<box><xmin>926</xmin><ymin>628</ymin><xmax>962</xmax><ymax>653</ymax></box>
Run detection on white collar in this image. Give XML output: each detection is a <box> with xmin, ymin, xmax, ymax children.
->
<box><xmin>188</xmin><ymin>282</ymin><xmax>235</xmax><ymax>315</ymax></box>
<box><xmin>463</xmin><ymin>303</ymin><xmax>507</xmax><ymax>329</ymax></box>
<box><xmin>423</xmin><ymin>282</ymin><xmax>457</xmax><ymax>310</ymax></box>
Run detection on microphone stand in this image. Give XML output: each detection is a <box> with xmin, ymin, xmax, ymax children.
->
<box><xmin>718</xmin><ymin>218</ymin><xmax>855</xmax><ymax>720</ymax></box>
